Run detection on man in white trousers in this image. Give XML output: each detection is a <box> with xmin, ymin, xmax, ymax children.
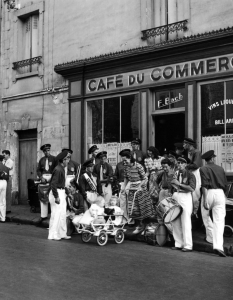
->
<box><xmin>170</xmin><ymin>157</ymin><xmax>196</xmax><ymax>252</ymax></box>
<box><xmin>0</xmin><ymin>155</ymin><xmax>9</xmax><ymax>222</ymax></box>
<box><xmin>200</xmin><ymin>150</ymin><xmax>228</xmax><ymax>257</ymax></box>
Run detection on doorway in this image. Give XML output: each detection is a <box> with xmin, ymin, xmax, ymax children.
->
<box><xmin>154</xmin><ymin>113</ymin><xmax>185</xmax><ymax>156</ymax></box>
<box><xmin>18</xmin><ymin>129</ymin><xmax>37</xmax><ymax>204</ymax></box>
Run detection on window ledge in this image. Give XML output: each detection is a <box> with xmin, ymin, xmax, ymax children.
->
<box><xmin>16</xmin><ymin>71</ymin><xmax>39</xmax><ymax>79</ymax></box>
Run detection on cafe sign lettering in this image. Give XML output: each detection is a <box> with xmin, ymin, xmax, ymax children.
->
<box><xmin>86</xmin><ymin>54</ymin><xmax>233</xmax><ymax>94</ymax></box>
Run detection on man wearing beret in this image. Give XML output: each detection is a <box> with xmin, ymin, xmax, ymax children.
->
<box><xmin>88</xmin><ymin>145</ymin><xmax>100</xmax><ymax>165</ymax></box>
<box><xmin>115</xmin><ymin>149</ymin><xmax>131</xmax><ymax>183</ymax></box>
<box><xmin>48</xmin><ymin>150</ymin><xmax>71</xmax><ymax>240</ymax></box>
<box><xmin>0</xmin><ymin>155</ymin><xmax>9</xmax><ymax>222</ymax></box>
<box><xmin>171</xmin><ymin>156</ymin><xmax>196</xmax><ymax>252</ymax></box>
<box><xmin>93</xmin><ymin>151</ymin><xmax>113</xmax><ymax>206</ymax></box>
<box><xmin>131</xmin><ymin>138</ymin><xmax>147</xmax><ymax>168</ymax></box>
<box><xmin>37</xmin><ymin>144</ymin><xmax>56</xmax><ymax>222</ymax></box>
<box><xmin>79</xmin><ymin>159</ymin><xmax>103</xmax><ymax>210</ymax></box>
<box><xmin>200</xmin><ymin>150</ymin><xmax>228</xmax><ymax>257</ymax></box>
<box><xmin>61</xmin><ymin>148</ymin><xmax>81</xmax><ymax>184</ymax></box>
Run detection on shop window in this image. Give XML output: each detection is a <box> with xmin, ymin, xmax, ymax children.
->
<box><xmin>201</xmin><ymin>80</ymin><xmax>233</xmax><ymax>172</ymax></box>
<box><xmin>154</xmin><ymin>87</ymin><xmax>185</xmax><ymax>110</ymax></box>
<box><xmin>86</xmin><ymin>94</ymin><xmax>139</xmax><ymax>166</ymax></box>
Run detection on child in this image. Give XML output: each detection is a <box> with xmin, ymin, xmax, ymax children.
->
<box><xmin>108</xmin><ymin>196</ymin><xmax>124</xmax><ymax>225</ymax></box>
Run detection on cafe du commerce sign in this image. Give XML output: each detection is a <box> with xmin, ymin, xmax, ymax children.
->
<box><xmin>86</xmin><ymin>54</ymin><xmax>233</xmax><ymax>94</ymax></box>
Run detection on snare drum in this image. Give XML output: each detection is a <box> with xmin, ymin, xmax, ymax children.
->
<box><xmin>144</xmin><ymin>223</ymin><xmax>168</xmax><ymax>246</ymax></box>
<box><xmin>42</xmin><ymin>174</ymin><xmax>52</xmax><ymax>183</ymax></box>
<box><xmin>155</xmin><ymin>197</ymin><xmax>182</xmax><ymax>224</ymax></box>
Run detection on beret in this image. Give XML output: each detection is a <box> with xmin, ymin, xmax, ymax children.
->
<box><xmin>119</xmin><ymin>149</ymin><xmax>131</xmax><ymax>156</ymax></box>
<box><xmin>131</xmin><ymin>138</ymin><xmax>141</xmax><ymax>145</ymax></box>
<box><xmin>177</xmin><ymin>156</ymin><xmax>188</xmax><ymax>163</ymax></box>
<box><xmin>62</xmin><ymin>148</ymin><xmax>73</xmax><ymax>154</ymax></box>
<box><xmin>56</xmin><ymin>150</ymin><xmax>69</xmax><ymax>161</ymax></box>
<box><xmin>83</xmin><ymin>159</ymin><xmax>94</xmax><ymax>168</ymax></box>
<box><xmin>96</xmin><ymin>151</ymin><xmax>107</xmax><ymax>159</ymax></box>
<box><xmin>88</xmin><ymin>145</ymin><xmax>99</xmax><ymax>154</ymax></box>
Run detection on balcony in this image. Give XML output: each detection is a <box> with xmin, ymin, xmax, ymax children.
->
<box><xmin>12</xmin><ymin>56</ymin><xmax>42</xmax><ymax>78</ymax></box>
<box><xmin>141</xmin><ymin>20</ymin><xmax>188</xmax><ymax>41</ymax></box>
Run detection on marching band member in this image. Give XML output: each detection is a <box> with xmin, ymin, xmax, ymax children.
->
<box><xmin>37</xmin><ymin>144</ymin><xmax>56</xmax><ymax>222</ymax></box>
<box><xmin>131</xmin><ymin>138</ymin><xmax>147</xmax><ymax>168</ymax></box>
<box><xmin>121</xmin><ymin>151</ymin><xmax>154</xmax><ymax>234</ymax></box>
<box><xmin>79</xmin><ymin>159</ymin><xmax>103</xmax><ymax>210</ymax></box>
<box><xmin>93</xmin><ymin>151</ymin><xmax>113</xmax><ymax>206</ymax></box>
<box><xmin>88</xmin><ymin>145</ymin><xmax>100</xmax><ymax>165</ymax></box>
<box><xmin>48</xmin><ymin>150</ymin><xmax>71</xmax><ymax>241</ymax></box>
<box><xmin>170</xmin><ymin>156</ymin><xmax>196</xmax><ymax>252</ymax></box>
<box><xmin>2</xmin><ymin>150</ymin><xmax>14</xmax><ymax>213</ymax></box>
<box><xmin>61</xmin><ymin>148</ymin><xmax>81</xmax><ymax>186</ymax></box>
<box><xmin>0</xmin><ymin>155</ymin><xmax>9</xmax><ymax>222</ymax></box>
<box><xmin>157</xmin><ymin>158</ymin><xmax>175</xmax><ymax>202</ymax></box>
<box><xmin>200</xmin><ymin>150</ymin><xmax>228</xmax><ymax>257</ymax></box>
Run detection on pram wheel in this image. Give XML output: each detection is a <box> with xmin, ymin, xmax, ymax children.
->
<box><xmin>114</xmin><ymin>229</ymin><xmax>124</xmax><ymax>244</ymax></box>
<box><xmin>96</xmin><ymin>230</ymin><xmax>108</xmax><ymax>246</ymax></box>
<box><xmin>81</xmin><ymin>232</ymin><xmax>92</xmax><ymax>243</ymax></box>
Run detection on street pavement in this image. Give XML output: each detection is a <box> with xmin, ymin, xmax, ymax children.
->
<box><xmin>0</xmin><ymin>223</ymin><xmax>233</xmax><ymax>300</ymax></box>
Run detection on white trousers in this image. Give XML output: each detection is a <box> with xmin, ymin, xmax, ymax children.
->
<box><xmin>202</xmin><ymin>189</ymin><xmax>225</xmax><ymax>251</ymax></box>
<box><xmin>48</xmin><ymin>189</ymin><xmax>67</xmax><ymax>240</ymax></box>
<box><xmin>0</xmin><ymin>180</ymin><xmax>7</xmax><ymax>221</ymax></box>
<box><xmin>192</xmin><ymin>169</ymin><xmax>201</xmax><ymax>214</ymax></box>
<box><xmin>102</xmin><ymin>183</ymin><xmax>112</xmax><ymax>207</ymax></box>
<box><xmin>172</xmin><ymin>192</ymin><xmax>193</xmax><ymax>250</ymax></box>
<box><xmin>201</xmin><ymin>197</ymin><xmax>213</xmax><ymax>243</ymax></box>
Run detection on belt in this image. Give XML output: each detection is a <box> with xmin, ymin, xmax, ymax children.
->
<box><xmin>57</xmin><ymin>188</ymin><xmax>65</xmax><ymax>190</ymax></box>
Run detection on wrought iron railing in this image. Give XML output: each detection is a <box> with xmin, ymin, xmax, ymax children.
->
<box><xmin>141</xmin><ymin>20</ymin><xmax>188</xmax><ymax>40</ymax></box>
<box><xmin>13</xmin><ymin>56</ymin><xmax>42</xmax><ymax>72</ymax></box>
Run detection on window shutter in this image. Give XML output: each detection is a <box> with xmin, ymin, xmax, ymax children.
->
<box><xmin>31</xmin><ymin>15</ymin><xmax>39</xmax><ymax>57</ymax></box>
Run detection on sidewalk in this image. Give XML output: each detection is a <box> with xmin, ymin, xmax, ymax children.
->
<box><xmin>5</xmin><ymin>204</ymin><xmax>233</xmax><ymax>257</ymax></box>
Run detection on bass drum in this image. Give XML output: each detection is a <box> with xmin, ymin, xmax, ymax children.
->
<box><xmin>144</xmin><ymin>223</ymin><xmax>168</xmax><ymax>246</ymax></box>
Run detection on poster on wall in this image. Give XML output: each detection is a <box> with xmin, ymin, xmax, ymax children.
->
<box><xmin>221</xmin><ymin>134</ymin><xmax>233</xmax><ymax>162</ymax></box>
<box><xmin>107</xmin><ymin>143</ymin><xmax>118</xmax><ymax>167</ymax></box>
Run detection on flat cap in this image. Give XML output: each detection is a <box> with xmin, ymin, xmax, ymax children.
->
<box><xmin>40</xmin><ymin>144</ymin><xmax>51</xmax><ymax>151</ymax></box>
<box><xmin>83</xmin><ymin>159</ymin><xmax>94</xmax><ymax>168</ymax></box>
<box><xmin>96</xmin><ymin>151</ymin><xmax>107</xmax><ymax>159</ymax></box>
<box><xmin>88</xmin><ymin>145</ymin><xmax>99</xmax><ymax>154</ymax></box>
<box><xmin>62</xmin><ymin>148</ymin><xmax>73</xmax><ymax>154</ymax></box>
<box><xmin>183</xmin><ymin>138</ymin><xmax>195</xmax><ymax>146</ymax></box>
<box><xmin>177</xmin><ymin>156</ymin><xmax>188</xmax><ymax>164</ymax></box>
<box><xmin>131</xmin><ymin>138</ymin><xmax>141</xmax><ymax>145</ymax></box>
<box><xmin>201</xmin><ymin>150</ymin><xmax>216</xmax><ymax>160</ymax></box>
<box><xmin>56</xmin><ymin>150</ymin><xmax>69</xmax><ymax>161</ymax></box>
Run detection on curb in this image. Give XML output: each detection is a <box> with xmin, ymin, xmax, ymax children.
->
<box><xmin>5</xmin><ymin>213</ymin><xmax>233</xmax><ymax>257</ymax></box>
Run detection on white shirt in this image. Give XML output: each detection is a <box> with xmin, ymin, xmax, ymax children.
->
<box><xmin>4</xmin><ymin>158</ymin><xmax>14</xmax><ymax>176</ymax></box>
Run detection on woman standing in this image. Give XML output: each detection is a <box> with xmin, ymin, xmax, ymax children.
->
<box><xmin>144</xmin><ymin>146</ymin><xmax>162</xmax><ymax>202</ymax></box>
<box><xmin>121</xmin><ymin>151</ymin><xmax>155</xmax><ymax>234</ymax></box>
<box><xmin>48</xmin><ymin>150</ymin><xmax>71</xmax><ymax>241</ymax></box>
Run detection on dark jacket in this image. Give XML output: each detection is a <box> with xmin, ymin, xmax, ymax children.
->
<box><xmin>37</xmin><ymin>155</ymin><xmax>56</xmax><ymax>178</ymax></box>
<box><xmin>93</xmin><ymin>162</ymin><xmax>113</xmax><ymax>182</ymax></box>
<box><xmin>0</xmin><ymin>162</ymin><xmax>9</xmax><ymax>181</ymax></box>
<box><xmin>50</xmin><ymin>164</ymin><xmax>66</xmax><ymax>198</ymax></box>
<box><xmin>114</xmin><ymin>161</ymin><xmax>125</xmax><ymax>182</ymax></box>
<box><xmin>78</xmin><ymin>171</ymin><xmax>102</xmax><ymax>201</ymax></box>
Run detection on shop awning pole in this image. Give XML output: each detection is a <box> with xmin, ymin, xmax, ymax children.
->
<box><xmin>224</xmin><ymin>99</ymin><xmax>226</xmax><ymax>171</ymax></box>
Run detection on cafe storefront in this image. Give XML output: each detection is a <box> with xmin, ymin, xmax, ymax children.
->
<box><xmin>54</xmin><ymin>27</ymin><xmax>233</xmax><ymax>174</ymax></box>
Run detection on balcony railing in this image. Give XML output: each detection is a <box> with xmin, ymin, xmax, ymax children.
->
<box><xmin>141</xmin><ymin>19</ymin><xmax>188</xmax><ymax>41</ymax></box>
<box><xmin>13</xmin><ymin>56</ymin><xmax>42</xmax><ymax>74</ymax></box>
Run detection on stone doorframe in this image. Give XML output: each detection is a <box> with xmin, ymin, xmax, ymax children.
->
<box><xmin>2</xmin><ymin>114</ymin><xmax>42</xmax><ymax>204</ymax></box>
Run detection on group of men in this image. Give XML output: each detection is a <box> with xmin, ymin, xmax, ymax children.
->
<box><xmin>36</xmin><ymin>136</ymin><xmax>228</xmax><ymax>257</ymax></box>
<box><xmin>0</xmin><ymin>150</ymin><xmax>14</xmax><ymax>222</ymax></box>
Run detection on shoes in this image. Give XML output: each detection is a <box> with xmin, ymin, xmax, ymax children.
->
<box><xmin>182</xmin><ymin>248</ymin><xmax>192</xmax><ymax>252</ymax></box>
<box><xmin>204</xmin><ymin>238</ymin><xmax>213</xmax><ymax>244</ymax></box>
<box><xmin>62</xmin><ymin>236</ymin><xmax>71</xmax><ymax>240</ymax></box>
<box><xmin>171</xmin><ymin>247</ymin><xmax>182</xmax><ymax>250</ymax></box>
<box><xmin>48</xmin><ymin>236</ymin><xmax>61</xmax><ymax>241</ymax></box>
<box><xmin>132</xmin><ymin>226</ymin><xmax>144</xmax><ymax>234</ymax></box>
<box><xmin>214</xmin><ymin>249</ymin><xmax>226</xmax><ymax>257</ymax></box>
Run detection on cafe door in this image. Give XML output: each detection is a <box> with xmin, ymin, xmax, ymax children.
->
<box><xmin>154</xmin><ymin>113</ymin><xmax>185</xmax><ymax>156</ymax></box>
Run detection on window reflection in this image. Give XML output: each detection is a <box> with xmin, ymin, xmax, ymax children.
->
<box><xmin>87</xmin><ymin>100</ymin><xmax>102</xmax><ymax>144</ymax></box>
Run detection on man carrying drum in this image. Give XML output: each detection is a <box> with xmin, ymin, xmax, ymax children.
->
<box><xmin>37</xmin><ymin>144</ymin><xmax>56</xmax><ymax>223</ymax></box>
<box><xmin>170</xmin><ymin>156</ymin><xmax>196</xmax><ymax>252</ymax></box>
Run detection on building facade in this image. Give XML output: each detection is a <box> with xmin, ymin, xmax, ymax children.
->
<box><xmin>1</xmin><ymin>0</ymin><xmax>233</xmax><ymax>203</ymax></box>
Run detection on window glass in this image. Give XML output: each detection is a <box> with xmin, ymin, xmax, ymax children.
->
<box><xmin>87</xmin><ymin>100</ymin><xmax>102</xmax><ymax>144</ymax></box>
<box><xmin>121</xmin><ymin>94</ymin><xmax>139</xmax><ymax>142</ymax></box>
<box><xmin>104</xmin><ymin>97</ymin><xmax>120</xmax><ymax>143</ymax></box>
<box><xmin>155</xmin><ymin>88</ymin><xmax>185</xmax><ymax>110</ymax></box>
